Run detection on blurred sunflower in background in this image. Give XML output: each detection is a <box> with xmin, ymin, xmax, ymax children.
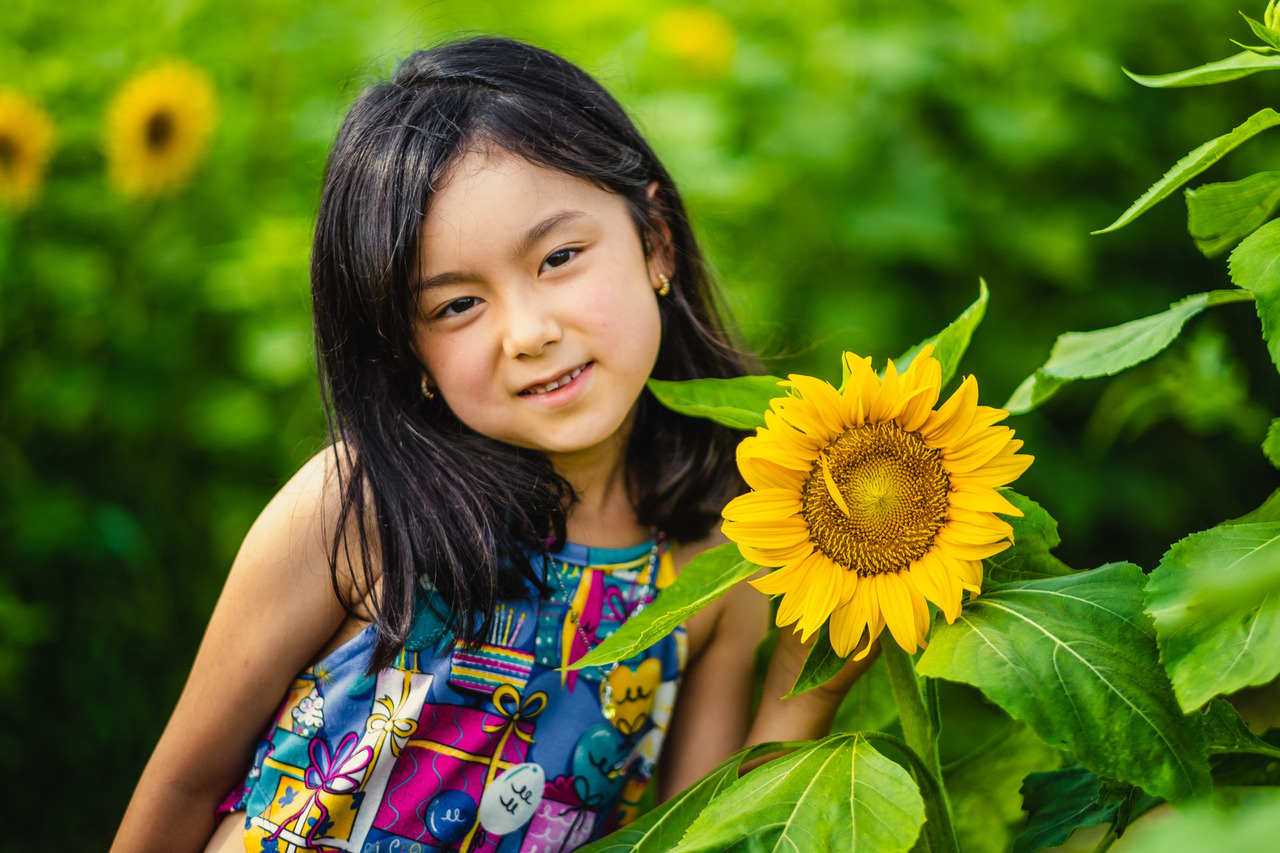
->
<box><xmin>0</xmin><ymin>90</ymin><xmax>55</xmax><ymax>209</ymax></box>
<box><xmin>105</xmin><ymin>61</ymin><xmax>216</xmax><ymax>197</ymax></box>
<box><xmin>722</xmin><ymin>346</ymin><xmax>1033</xmax><ymax>658</ymax></box>
<box><xmin>651</xmin><ymin>7</ymin><xmax>736</xmax><ymax>77</ymax></box>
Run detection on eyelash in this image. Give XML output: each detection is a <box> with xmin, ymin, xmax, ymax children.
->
<box><xmin>431</xmin><ymin>247</ymin><xmax>582</xmax><ymax>319</ymax></box>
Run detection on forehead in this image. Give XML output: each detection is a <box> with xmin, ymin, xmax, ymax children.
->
<box><xmin>419</xmin><ymin>149</ymin><xmax>626</xmax><ymax>270</ymax></box>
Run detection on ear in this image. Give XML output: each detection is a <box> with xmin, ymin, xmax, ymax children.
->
<box><xmin>644</xmin><ymin>181</ymin><xmax>676</xmax><ymax>285</ymax></box>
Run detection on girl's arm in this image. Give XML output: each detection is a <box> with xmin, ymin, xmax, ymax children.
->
<box><xmin>657</xmin><ymin>541</ymin><xmax>876</xmax><ymax>799</ymax></box>
<box><xmin>111</xmin><ymin>448</ymin><xmax>367</xmax><ymax>853</ymax></box>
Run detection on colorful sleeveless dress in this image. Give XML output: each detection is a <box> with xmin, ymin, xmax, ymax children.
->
<box><xmin>220</xmin><ymin>538</ymin><xmax>686</xmax><ymax>853</ymax></box>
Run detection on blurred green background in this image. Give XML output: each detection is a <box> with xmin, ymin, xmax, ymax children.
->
<box><xmin>2</xmin><ymin>0</ymin><xmax>1277</xmax><ymax>843</ymax></box>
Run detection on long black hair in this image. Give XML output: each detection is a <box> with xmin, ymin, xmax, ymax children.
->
<box><xmin>312</xmin><ymin>37</ymin><xmax>757</xmax><ymax>670</ymax></box>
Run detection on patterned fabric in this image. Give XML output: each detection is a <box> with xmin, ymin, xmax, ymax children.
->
<box><xmin>220</xmin><ymin>538</ymin><xmax>686</xmax><ymax>853</ymax></box>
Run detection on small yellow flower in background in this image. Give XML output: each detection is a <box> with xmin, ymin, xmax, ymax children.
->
<box><xmin>105</xmin><ymin>61</ymin><xmax>217</xmax><ymax>198</ymax></box>
<box><xmin>0</xmin><ymin>90</ymin><xmax>55</xmax><ymax>209</ymax></box>
<box><xmin>722</xmin><ymin>346</ymin><xmax>1033</xmax><ymax>659</ymax></box>
<box><xmin>651</xmin><ymin>7</ymin><xmax>737</xmax><ymax>77</ymax></box>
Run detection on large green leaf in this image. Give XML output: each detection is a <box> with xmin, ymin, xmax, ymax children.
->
<box><xmin>577</xmin><ymin>741</ymin><xmax>800</xmax><ymax>853</ymax></box>
<box><xmin>1124</xmin><ymin>52</ymin><xmax>1280</xmax><ymax>88</ymax></box>
<box><xmin>896</xmin><ymin>279</ymin><xmax>989</xmax><ymax>387</ymax></box>
<box><xmin>983</xmin><ymin>491</ymin><xmax>1074</xmax><ymax>586</ymax></box>
<box><xmin>1094</xmin><ymin>108</ymin><xmax>1280</xmax><ymax>234</ymax></box>
<box><xmin>946</xmin><ymin>722</ymin><xmax>1061</xmax><ymax>853</ymax></box>
<box><xmin>1114</xmin><ymin>789</ymin><xmax>1280</xmax><ymax>853</ymax></box>
<box><xmin>785</xmin><ymin>624</ymin><xmax>848</xmax><ymax>698</ymax></box>
<box><xmin>569</xmin><ymin>543</ymin><xmax>759</xmax><ymax>669</ymax></box>
<box><xmin>1146</xmin><ymin>521</ymin><xmax>1280</xmax><ymax>710</ymax></box>
<box><xmin>669</xmin><ymin>733</ymin><xmax>925</xmax><ymax>853</ymax></box>
<box><xmin>1185</xmin><ymin>172</ymin><xmax>1280</xmax><ymax>257</ymax></box>
<box><xmin>1004</xmin><ymin>291</ymin><xmax>1253</xmax><ymax>413</ymax></box>
<box><xmin>917</xmin><ymin>563</ymin><xmax>1212</xmax><ymax>802</ymax></box>
<box><xmin>1228</xmin><ymin>217</ymin><xmax>1280</xmax><ymax>371</ymax></box>
<box><xmin>647</xmin><ymin>375</ymin><xmax>783</xmax><ymax>430</ymax></box>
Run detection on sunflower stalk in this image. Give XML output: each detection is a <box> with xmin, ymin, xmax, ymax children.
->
<box><xmin>883</xmin><ymin>641</ymin><xmax>958</xmax><ymax>853</ymax></box>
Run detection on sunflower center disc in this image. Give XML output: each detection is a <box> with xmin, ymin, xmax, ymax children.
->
<box><xmin>146</xmin><ymin>111</ymin><xmax>175</xmax><ymax>151</ymax></box>
<box><xmin>0</xmin><ymin>135</ymin><xmax>16</xmax><ymax>169</ymax></box>
<box><xmin>801</xmin><ymin>422</ymin><xmax>950</xmax><ymax>576</ymax></box>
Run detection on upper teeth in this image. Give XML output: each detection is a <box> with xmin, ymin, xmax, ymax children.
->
<box><xmin>524</xmin><ymin>365</ymin><xmax>586</xmax><ymax>395</ymax></box>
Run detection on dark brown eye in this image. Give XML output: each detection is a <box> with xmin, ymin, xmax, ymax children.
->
<box><xmin>542</xmin><ymin>248</ymin><xmax>579</xmax><ymax>270</ymax></box>
<box><xmin>439</xmin><ymin>297</ymin><xmax>477</xmax><ymax>317</ymax></box>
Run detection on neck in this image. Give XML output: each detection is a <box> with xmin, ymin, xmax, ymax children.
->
<box><xmin>547</xmin><ymin>425</ymin><xmax>649</xmax><ymax>549</ymax></box>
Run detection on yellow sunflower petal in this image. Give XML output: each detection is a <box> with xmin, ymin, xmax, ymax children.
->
<box><xmin>868</xmin><ymin>358</ymin><xmax>902</xmax><ymax>423</ymax></box>
<box><xmin>921</xmin><ymin>375</ymin><xmax>980</xmax><ymax>447</ymax></box>
<box><xmin>738</xmin><ymin>448</ymin><xmax>808</xmax><ymax>491</ymax></box>
<box><xmin>933</xmin><ymin>532</ymin><xmax>1012</xmax><ymax>561</ymax></box>
<box><xmin>876</xmin><ymin>573</ymin><xmax>924</xmax><ymax>654</ymax></box>
<box><xmin>960</xmin><ymin>451</ymin><xmax>1034</xmax><ymax>487</ymax></box>
<box><xmin>781</xmin><ymin>374</ymin><xmax>847</xmax><ymax>436</ymax></box>
<box><xmin>896</xmin><ymin>349</ymin><xmax>943</xmax><ymax>433</ymax></box>
<box><xmin>949</xmin><ymin>485</ymin><xmax>1023</xmax><ymax>517</ymax></box>
<box><xmin>722</xmin><ymin>489</ymin><xmax>803</xmax><ymax>522</ymax></box>
<box><xmin>733</xmin><ymin>537</ymin><xmax>814</xmax><ymax>567</ymax></box>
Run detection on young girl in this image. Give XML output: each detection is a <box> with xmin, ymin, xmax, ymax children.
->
<box><xmin>113</xmin><ymin>37</ymin><xmax>872</xmax><ymax>853</ymax></box>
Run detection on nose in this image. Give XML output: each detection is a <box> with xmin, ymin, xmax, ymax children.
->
<box><xmin>500</xmin><ymin>283</ymin><xmax>562</xmax><ymax>359</ymax></box>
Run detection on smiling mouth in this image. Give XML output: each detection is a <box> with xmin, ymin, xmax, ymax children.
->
<box><xmin>519</xmin><ymin>363</ymin><xmax>592</xmax><ymax>396</ymax></box>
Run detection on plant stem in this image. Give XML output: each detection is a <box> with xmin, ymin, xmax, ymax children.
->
<box><xmin>862</xmin><ymin>732</ymin><xmax>959</xmax><ymax>853</ymax></box>
<box><xmin>882</xmin><ymin>642</ymin><xmax>958</xmax><ymax>853</ymax></box>
<box><xmin>1091</xmin><ymin>828</ymin><xmax>1119</xmax><ymax>853</ymax></box>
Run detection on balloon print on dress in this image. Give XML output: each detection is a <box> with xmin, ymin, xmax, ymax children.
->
<box><xmin>479</xmin><ymin>762</ymin><xmax>545</xmax><ymax>836</ymax></box>
<box><xmin>425</xmin><ymin>789</ymin><xmax>477</xmax><ymax>844</ymax></box>
<box><xmin>571</xmin><ymin>724</ymin><xmax>628</xmax><ymax>807</ymax></box>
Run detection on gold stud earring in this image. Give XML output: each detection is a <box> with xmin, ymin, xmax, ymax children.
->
<box><xmin>420</xmin><ymin>375</ymin><xmax>435</xmax><ymax>400</ymax></box>
<box><xmin>656</xmin><ymin>273</ymin><xmax>671</xmax><ymax>297</ymax></box>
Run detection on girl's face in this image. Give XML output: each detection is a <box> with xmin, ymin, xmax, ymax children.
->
<box><xmin>412</xmin><ymin>150</ymin><xmax>667</xmax><ymax>462</ymax></box>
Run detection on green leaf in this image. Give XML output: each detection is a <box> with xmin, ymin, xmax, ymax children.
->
<box><xmin>1201</xmin><ymin>699</ymin><xmax>1280</xmax><ymax>759</ymax></box>
<box><xmin>1124</xmin><ymin>52</ymin><xmax>1280</xmax><ymax>88</ymax></box>
<box><xmin>917</xmin><ymin>563</ymin><xmax>1212</xmax><ymax>802</ymax></box>
<box><xmin>1186</xmin><ymin>172</ymin><xmax>1280</xmax><ymax>257</ymax></box>
<box><xmin>945</xmin><ymin>722</ymin><xmax>1062</xmax><ymax>853</ymax></box>
<box><xmin>1243</xmin><ymin>13</ymin><xmax>1280</xmax><ymax>51</ymax></box>
<box><xmin>896</xmin><ymin>279</ymin><xmax>989</xmax><ymax>387</ymax></box>
<box><xmin>832</xmin><ymin>656</ymin><xmax>898</xmax><ymax>733</ymax></box>
<box><xmin>1265</xmin><ymin>420</ymin><xmax>1280</xmax><ymax>469</ymax></box>
<box><xmin>669</xmin><ymin>733</ymin><xmax>926</xmax><ymax>853</ymax></box>
<box><xmin>1226</xmin><ymin>489</ymin><xmax>1280</xmax><ymax>525</ymax></box>
<box><xmin>1230</xmin><ymin>40</ymin><xmax>1280</xmax><ymax>57</ymax></box>
<box><xmin>983</xmin><ymin>491</ymin><xmax>1074</xmax><ymax>586</ymax></box>
<box><xmin>1013</xmin><ymin>767</ymin><xmax>1116</xmax><ymax>853</ymax></box>
<box><xmin>784</xmin><ymin>624</ymin><xmax>848</xmax><ymax>698</ymax></box>
<box><xmin>1210</xmin><ymin>735</ymin><xmax>1280</xmax><ymax>786</ymax></box>
<box><xmin>1112</xmin><ymin>789</ymin><xmax>1280</xmax><ymax>853</ymax></box>
<box><xmin>1228</xmin><ymin>217</ymin><xmax>1280</xmax><ymax>371</ymax></box>
<box><xmin>646</xmin><ymin>375</ymin><xmax>784</xmax><ymax>430</ymax></box>
<box><xmin>1146</xmin><ymin>521</ymin><xmax>1280</xmax><ymax>710</ymax></box>
<box><xmin>577</xmin><ymin>741</ymin><xmax>799</xmax><ymax>853</ymax></box>
<box><xmin>1004</xmin><ymin>291</ymin><xmax>1252</xmax><ymax>413</ymax></box>
<box><xmin>1095</xmin><ymin>109</ymin><xmax>1280</xmax><ymax>234</ymax></box>
<box><xmin>569</xmin><ymin>543</ymin><xmax>759</xmax><ymax>669</ymax></box>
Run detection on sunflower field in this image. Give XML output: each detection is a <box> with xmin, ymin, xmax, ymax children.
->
<box><xmin>3</xmin><ymin>0</ymin><xmax>1279</xmax><ymax>850</ymax></box>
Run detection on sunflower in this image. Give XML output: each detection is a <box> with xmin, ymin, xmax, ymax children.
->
<box><xmin>722</xmin><ymin>346</ymin><xmax>1032</xmax><ymax>658</ymax></box>
<box><xmin>105</xmin><ymin>61</ymin><xmax>216</xmax><ymax>197</ymax></box>
<box><xmin>0</xmin><ymin>90</ymin><xmax>55</xmax><ymax>209</ymax></box>
<box><xmin>652</xmin><ymin>8</ymin><xmax>737</xmax><ymax>77</ymax></box>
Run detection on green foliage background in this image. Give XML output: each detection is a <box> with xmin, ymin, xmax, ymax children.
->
<box><xmin>2</xmin><ymin>0</ymin><xmax>1276</xmax><ymax>843</ymax></box>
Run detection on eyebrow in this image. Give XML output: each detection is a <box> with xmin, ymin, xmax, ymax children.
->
<box><xmin>416</xmin><ymin>208</ymin><xmax>590</xmax><ymax>293</ymax></box>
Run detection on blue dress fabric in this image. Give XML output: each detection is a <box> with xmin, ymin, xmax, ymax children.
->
<box><xmin>220</xmin><ymin>538</ymin><xmax>686</xmax><ymax>853</ymax></box>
